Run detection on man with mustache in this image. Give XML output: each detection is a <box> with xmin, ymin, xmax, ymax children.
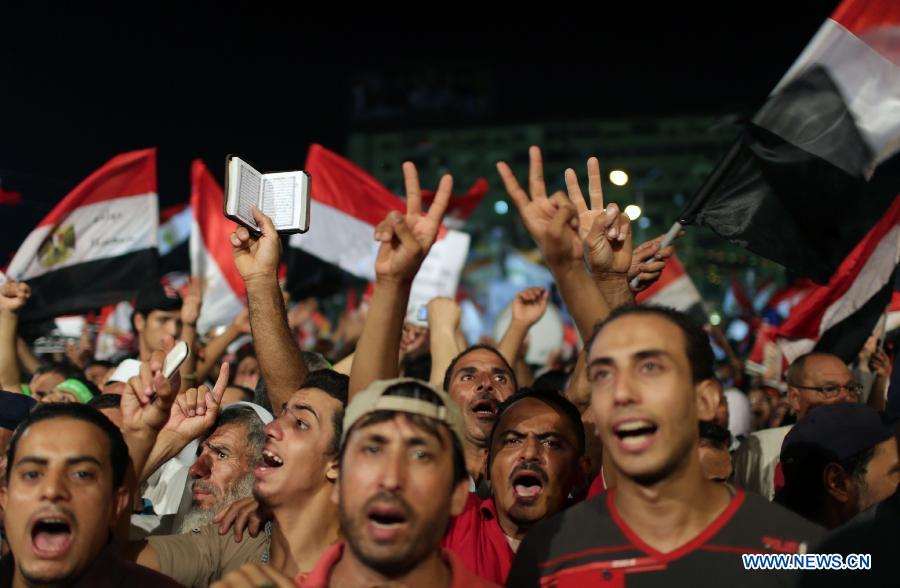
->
<box><xmin>441</xmin><ymin>388</ymin><xmax>588</xmax><ymax>584</ymax></box>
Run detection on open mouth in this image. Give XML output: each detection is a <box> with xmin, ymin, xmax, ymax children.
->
<box><xmin>368</xmin><ymin>505</ymin><xmax>408</xmax><ymax>529</ymax></box>
<box><xmin>470</xmin><ymin>399</ymin><xmax>499</xmax><ymax>421</ymax></box>
<box><xmin>30</xmin><ymin>516</ymin><xmax>73</xmax><ymax>557</ymax></box>
<box><xmin>261</xmin><ymin>448</ymin><xmax>283</xmax><ymax>468</ymax></box>
<box><xmin>613</xmin><ymin>419</ymin><xmax>658</xmax><ymax>450</ymax></box>
<box><xmin>512</xmin><ymin>471</ymin><xmax>545</xmax><ymax>501</ymax></box>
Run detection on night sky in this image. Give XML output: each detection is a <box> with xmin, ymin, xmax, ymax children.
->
<box><xmin>0</xmin><ymin>3</ymin><xmax>839</xmax><ymax>262</ymax></box>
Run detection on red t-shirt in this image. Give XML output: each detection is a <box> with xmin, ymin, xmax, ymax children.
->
<box><xmin>441</xmin><ymin>493</ymin><xmax>516</xmax><ymax>585</ymax></box>
<box><xmin>296</xmin><ymin>542</ymin><xmax>499</xmax><ymax>588</ymax></box>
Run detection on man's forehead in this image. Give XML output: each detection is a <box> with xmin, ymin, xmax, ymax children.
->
<box><xmin>802</xmin><ymin>355</ymin><xmax>851</xmax><ymax>383</ymax></box>
<box><xmin>208</xmin><ymin>422</ymin><xmax>248</xmax><ymax>447</ymax></box>
<box><xmin>496</xmin><ymin>398</ymin><xmax>571</xmax><ymax>436</ymax></box>
<box><xmin>351</xmin><ymin>413</ymin><xmax>449</xmax><ymax>446</ymax></box>
<box><xmin>589</xmin><ymin>314</ymin><xmax>685</xmax><ymax>360</ymax></box>
<box><xmin>18</xmin><ymin>418</ymin><xmax>109</xmax><ymax>459</ymax></box>
<box><xmin>291</xmin><ymin>387</ymin><xmax>340</xmax><ymax>412</ymax></box>
<box><xmin>455</xmin><ymin>349</ymin><xmax>510</xmax><ymax>373</ymax></box>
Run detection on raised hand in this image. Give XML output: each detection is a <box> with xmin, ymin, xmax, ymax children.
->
<box><xmin>564</xmin><ymin>157</ymin><xmax>632</xmax><ymax>276</ymax></box>
<box><xmin>373</xmin><ymin>162</ymin><xmax>452</xmax><ymax>284</ymax></box>
<box><xmin>230</xmin><ymin>208</ymin><xmax>283</xmax><ymax>284</ymax></box>
<box><xmin>628</xmin><ymin>232</ymin><xmax>680</xmax><ymax>292</ymax></box>
<box><xmin>511</xmin><ymin>287</ymin><xmax>549</xmax><ymax>328</ymax></box>
<box><xmin>212</xmin><ymin>495</ymin><xmax>270</xmax><ymax>541</ymax></box>
<box><xmin>0</xmin><ymin>281</ymin><xmax>31</xmax><ymax>313</ymax></box>
<box><xmin>165</xmin><ymin>363</ymin><xmax>229</xmax><ymax>443</ymax></box>
<box><xmin>120</xmin><ymin>343</ymin><xmax>181</xmax><ymax>438</ymax></box>
<box><xmin>181</xmin><ymin>277</ymin><xmax>203</xmax><ymax>327</ymax></box>
<box><xmin>497</xmin><ymin>146</ymin><xmax>581</xmax><ymax>267</ymax></box>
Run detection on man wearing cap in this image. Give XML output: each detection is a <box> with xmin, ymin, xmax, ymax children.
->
<box><xmin>508</xmin><ymin>306</ymin><xmax>824</xmax><ymax>587</ymax></box>
<box><xmin>214</xmin><ymin>377</ymin><xmax>499</xmax><ymax>587</ymax></box>
<box><xmin>734</xmin><ymin>351</ymin><xmax>861</xmax><ymax>499</ymax></box>
<box><xmin>39</xmin><ymin>378</ymin><xmax>97</xmax><ymax>404</ymax></box>
<box><xmin>776</xmin><ymin>403</ymin><xmax>899</xmax><ymax>529</ymax></box>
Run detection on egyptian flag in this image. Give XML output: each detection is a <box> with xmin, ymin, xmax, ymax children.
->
<box><xmin>776</xmin><ymin>197</ymin><xmax>900</xmax><ymax>364</ymax></box>
<box><xmin>679</xmin><ymin>0</ymin><xmax>900</xmax><ymax>283</ymax></box>
<box><xmin>159</xmin><ymin>203</ymin><xmax>192</xmax><ymax>276</ymax></box>
<box><xmin>421</xmin><ymin>178</ymin><xmax>489</xmax><ymax>229</ymax></box>
<box><xmin>189</xmin><ymin>160</ymin><xmax>246</xmax><ymax>335</ymax></box>
<box><xmin>6</xmin><ymin>149</ymin><xmax>159</xmax><ymax>321</ymax></box>
<box><xmin>635</xmin><ymin>254</ymin><xmax>706</xmax><ymax>322</ymax></box>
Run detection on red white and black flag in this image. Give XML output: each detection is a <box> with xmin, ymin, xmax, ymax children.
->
<box><xmin>189</xmin><ymin>160</ymin><xmax>246</xmax><ymax>334</ymax></box>
<box><xmin>635</xmin><ymin>253</ymin><xmax>706</xmax><ymax>323</ymax></box>
<box><xmin>6</xmin><ymin>149</ymin><xmax>159</xmax><ymax>321</ymax></box>
<box><xmin>776</xmin><ymin>197</ymin><xmax>900</xmax><ymax>364</ymax></box>
<box><xmin>679</xmin><ymin>0</ymin><xmax>900</xmax><ymax>283</ymax></box>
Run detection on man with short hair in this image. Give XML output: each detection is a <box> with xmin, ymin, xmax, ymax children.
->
<box><xmin>776</xmin><ymin>403</ymin><xmax>899</xmax><ymax>529</ymax></box>
<box><xmin>0</xmin><ymin>403</ymin><xmax>179</xmax><ymax>587</ymax></box>
<box><xmin>130</xmin><ymin>370</ymin><xmax>348</xmax><ymax>586</ymax></box>
<box><xmin>442</xmin><ymin>387</ymin><xmax>588</xmax><ymax>584</ymax></box>
<box><xmin>442</xmin><ymin>345</ymin><xmax>518</xmax><ymax>483</ymax></box>
<box><xmin>216</xmin><ymin>377</ymin><xmax>498</xmax><ymax>587</ymax></box>
<box><xmin>734</xmin><ymin>351</ymin><xmax>860</xmax><ymax>499</ymax></box>
<box><xmin>132</xmin><ymin>285</ymin><xmax>184</xmax><ymax>361</ymax></box>
<box><xmin>508</xmin><ymin>306</ymin><xmax>824</xmax><ymax>586</ymax></box>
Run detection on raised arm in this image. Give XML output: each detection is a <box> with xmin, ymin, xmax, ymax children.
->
<box><xmin>0</xmin><ymin>281</ymin><xmax>31</xmax><ymax>392</ymax></box>
<box><xmin>349</xmin><ymin>163</ymin><xmax>452</xmax><ymax>397</ymax></box>
<box><xmin>498</xmin><ymin>287</ymin><xmax>549</xmax><ymax>367</ymax></box>
<box><xmin>426</xmin><ymin>297</ymin><xmax>463</xmax><ymax>386</ymax></box>
<box><xmin>498</xmin><ymin>147</ymin><xmax>615</xmax><ymax>340</ymax></box>
<box><xmin>177</xmin><ymin>278</ymin><xmax>203</xmax><ymax>392</ymax></box>
<box><xmin>231</xmin><ymin>208</ymin><xmax>307</xmax><ymax>409</ymax></box>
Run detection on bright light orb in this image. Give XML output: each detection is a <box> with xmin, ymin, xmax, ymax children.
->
<box><xmin>623</xmin><ymin>204</ymin><xmax>642</xmax><ymax>220</ymax></box>
<box><xmin>609</xmin><ymin>170</ymin><xmax>629</xmax><ymax>186</ymax></box>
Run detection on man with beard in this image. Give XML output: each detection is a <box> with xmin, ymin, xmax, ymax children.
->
<box><xmin>441</xmin><ymin>388</ymin><xmax>588</xmax><ymax>584</ymax></box>
<box><xmin>129</xmin><ymin>369</ymin><xmax>348</xmax><ymax>586</ymax></box>
<box><xmin>173</xmin><ymin>402</ymin><xmax>270</xmax><ymax>534</ymax></box>
<box><xmin>214</xmin><ymin>378</ymin><xmax>498</xmax><ymax>588</ymax></box>
<box><xmin>507</xmin><ymin>306</ymin><xmax>824</xmax><ymax>587</ymax></box>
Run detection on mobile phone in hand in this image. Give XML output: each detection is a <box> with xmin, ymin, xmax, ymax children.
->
<box><xmin>163</xmin><ymin>341</ymin><xmax>190</xmax><ymax>379</ymax></box>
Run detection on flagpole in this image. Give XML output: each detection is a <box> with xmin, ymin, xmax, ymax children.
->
<box><xmin>876</xmin><ymin>304</ymin><xmax>890</xmax><ymax>348</ymax></box>
<box><xmin>629</xmin><ymin>221</ymin><xmax>683</xmax><ymax>290</ymax></box>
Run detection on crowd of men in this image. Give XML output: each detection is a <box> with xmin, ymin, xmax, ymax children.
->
<box><xmin>0</xmin><ymin>147</ymin><xmax>896</xmax><ymax>587</ymax></box>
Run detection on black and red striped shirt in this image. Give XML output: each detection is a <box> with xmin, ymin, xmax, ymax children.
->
<box><xmin>507</xmin><ymin>488</ymin><xmax>824</xmax><ymax>587</ymax></box>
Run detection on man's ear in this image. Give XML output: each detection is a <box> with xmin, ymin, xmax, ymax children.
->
<box><xmin>694</xmin><ymin>379</ymin><xmax>719</xmax><ymax>422</ymax></box>
<box><xmin>787</xmin><ymin>388</ymin><xmax>802</xmax><ymax>415</ymax></box>
<box><xmin>823</xmin><ymin>463</ymin><xmax>854</xmax><ymax>504</ymax></box>
<box><xmin>112</xmin><ymin>486</ymin><xmax>131</xmax><ymax>522</ymax></box>
<box><xmin>325</xmin><ymin>457</ymin><xmax>339</xmax><ymax>484</ymax></box>
<box><xmin>450</xmin><ymin>477</ymin><xmax>470</xmax><ymax>516</ymax></box>
<box><xmin>133</xmin><ymin>313</ymin><xmax>146</xmax><ymax>334</ymax></box>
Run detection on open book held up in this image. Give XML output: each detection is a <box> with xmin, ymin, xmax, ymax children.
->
<box><xmin>224</xmin><ymin>155</ymin><xmax>311</xmax><ymax>234</ymax></box>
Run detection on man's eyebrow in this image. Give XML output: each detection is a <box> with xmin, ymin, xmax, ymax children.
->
<box><xmin>588</xmin><ymin>349</ymin><xmax>671</xmax><ymax>368</ymax></box>
<box><xmin>205</xmin><ymin>441</ymin><xmax>231</xmax><ymax>456</ymax></box>
<box><xmin>291</xmin><ymin>403</ymin><xmax>320</xmax><ymax>423</ymax></box>
<box><xmin>14</xmin><ymin>455</ymin><xmax>103</xmax><ymax>468</ymax></box>
<box><xmin>14</xmin><ymin>456</ymin><xmax>48</xmax><ymax>468</ymax></box>
<box><xmin>457</xmin><ymin>366</ymin><xmax>478</xmax><ymax>375</ymax></box>
<box><xmin>65</xmin><ymin>456</ymin><xmax>103</xmax><ymax>467</ymax></box>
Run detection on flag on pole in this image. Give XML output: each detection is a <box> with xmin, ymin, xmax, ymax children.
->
<box><xmin>6</xmin><ymin>149</ymin><xmax>159</xmax><ymax>320</ymax></box>
<box><xmin>189</xmin><ymin>160</ymin><xmax>246</xmax><ymax>335</ymax></box>
<box><xmin>635</xmin><ymin>254</ymin><xmax>706</xmax><ymax>322</ymax></box>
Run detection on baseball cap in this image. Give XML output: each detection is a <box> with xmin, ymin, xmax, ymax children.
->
<box><xmin>341</xmin><ymin>378</ymin><xmax>465</xmax><ymax>451</ymax></box>
<box><xmin>781</xmin><ymin>403</ymin><xmax>894</xmax><ymax>464</ymax></box>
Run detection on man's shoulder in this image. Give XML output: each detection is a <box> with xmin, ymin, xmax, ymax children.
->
<box><xmin>523</xmin><ymin>492</ymin><xmax>618</xmax><ymax>549</ymax></box>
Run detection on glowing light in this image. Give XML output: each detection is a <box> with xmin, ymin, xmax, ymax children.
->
<box><xmin>623</xmin><ymin>204</ymin><xmax>642</xmax><ymax>220</ymax></box>
<box><xmin>494</xmin><ymin>200</ymin><xmax>509</xmax><ymax>215</ymax></box>
<box><xmin>709</xmin><ymin>312</ymin><xmax>722</xmax><ymax>326</ymax></box>
<box><xmin>609</xmin><ymin>170</ymin><xmax>629</xmax><ymax>186</ymax></box>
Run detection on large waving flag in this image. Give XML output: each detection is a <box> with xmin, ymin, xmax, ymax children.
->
<box><xmin>679</xmin><ymin>0</ymin><xmax>900</xmax><ymax>283</ymax></box>
<box><xmin>776</xmin><ymin>197</ymin><xmax>900</xmax><ymax>364</ymax></box>
<box><xmin>635</xmin><ymin>254</ymin><xmax>705</xmax><ymax>322</ymax></box>
<box><xmin>289</xmin><ymin>144</ymin><xmax>470</xmax><ymax>303</ymax></box>
<box><xmin>189</xmin><ymin>160</ymin><xmax>246</xmax><ymax>335</ymax></box>
<box><xmin>6</xmin><ymin>149</ymin><xmax>159</xmax><ymax>320</ymax></box>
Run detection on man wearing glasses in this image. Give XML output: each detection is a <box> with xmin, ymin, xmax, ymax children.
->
<box><xmin>734</xmin><ymin>352</ymin><xmax>860</xmax><ymax>499</ymax></box>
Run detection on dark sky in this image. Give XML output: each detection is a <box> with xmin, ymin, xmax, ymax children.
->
<box><xmin>0</xmin><ymin>3</ymin><xmax>839</xmax><ymax>261</ymax></box>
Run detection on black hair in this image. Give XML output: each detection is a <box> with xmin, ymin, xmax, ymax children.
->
<box><xmin>532</xmin><ymin>369</ymin><xmax>570</xmax><ymax>394</ymax></box>
<box><xmin>401</xmin><ymin>353</ymin><xmax>432</xmax><ymax>382</ymax></box>
<box><xmin>299</xmin><ymin>370</ymin><xmax>350</xmax><ymax>457</ymax></box>
<box><xmin>698</xmin><ymin>421</ymin><xmax>731</xmax><ymax>449</ymax></box>
<box><xmin>5</xmin><ymin>403</ymin><xmax>129</xmax><ymax>489</ymax></box>
<box><xmin>85</xmin><ymin>359</ymin><xmax>115</xmax><ymax>371</ymax></box>
<box><xmin>586</xmin><ymin>305</ymin><xmax>715</xmax><ymax>383</ymax></box>
<box><xmin>34</xmin><ymin>361</ymin><xmax>82</xmax><ymax>381</ymax></box>
<box><xmin>489</xmin><ymin>387</ymin><xmax>585</xmax><ymax>455</ymax></box>
<box><xmin>442</xmin><ymin>344</ymin><xmax>518</xmax><ymax>393</ymax></box>
<box><xmin>339</xmin><ymin>381</ymin><xmax>468</xmax><ymax>487</ymax></box>
<box><xmin>87</xmin><ymin>394</ymin><xmax>122</xmax><ymax>410</ymax></box>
